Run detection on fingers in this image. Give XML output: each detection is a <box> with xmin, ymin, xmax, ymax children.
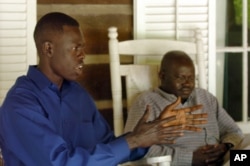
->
<box><xmin>160</xmin><ymin>131</ymin><xmax>184</xmax><ymax>139</ymax></box>
<box><xmin>130</xmin><ymin>115</ymin><xmax>184</xmax><ymax>147</ymax></box>
<box><xmin>205</xmin><ymin>155</ymin><xmax>224</xmax><ymax>165</ymax></box>
<box><xmin>183</xmin><ymin>114</ymin><xmax>207</xmax><ymax>131</ymax></box>
<box><xmin>184</xmin><ymin>125</ymin><xmax>203</xmax><ymax>132</ymax></box>
<box><xmin>161</xmin><ymin>124</ymin><xmax>185</xmax><ymax>131</ymax></box>
<box><xmin>186</xmin><ymin>119</ymin><xmax>208</xmax><ymax>125</ymax></box>
<box><xmin>159</xmin><ymin>97</ymin><xmax>181</xmax><ymax>119</ymax></box>
<box><xmin>161</xmin><ymin>110</ymin><xmax>187</xmax><ymax>127</ymax></box>
<box><xmin>162</xmin><ymin>120</ymin><xmax>186</xmax><ymax>127</ymax></box>
<box><xmin>166</xmin><ymin>96</ymin><xmax>181</xmax><ymax>111</ymax></box>
<box><xmin>185</xmin><ymin>113</ymin><xmax>208</xmax><ymax>127</ymax></box>
<box><xmin>188</xmin><ymin>104</ymin><xmax>203</xmax><ymax>113</ymax></box>
<box><xmin>204</xmin><ymin>144</ymin><xmax>226</xmax><ymax>154</ymax></box>
<box><xmin>186</xmin><ymin>113</ymin><xmax>208</xmax><ymax>119</ymax></box>
<box><xmin>159</xmin><ymin>115</ymin><xmax>177</xmax><ymax>125</ymax></box>
<box><xmin>161</xmin><ymin>117</ymin><xmax>186</xmax><ymax>127</ymax></box>
<box><xmin>157</xmin><ymin>126</ymin><xmax>185</xmax><ymax>144</ymax></box>
<box><xmin>161</xmin><ymin>110</ymin><xmax>207</xmax><ymax>129</ymax></box>
<box><xmin>207</xmin><ymin>158</ymin><xmax>224</xmax><ymax>166</ymax></box>
<box><xmin>158</xmin><ymin>119</ymin><xmax>185</xmax><ymax>135</ymax></box>
<box><xmin>202</xmin><ymin>144</ymin><xmax>215</xmax><ymax>150</ymax></box>
<box><xmin>175</xmin><ymin>104</ymin><xmax>203</xmax><ymax>113</ymax></box>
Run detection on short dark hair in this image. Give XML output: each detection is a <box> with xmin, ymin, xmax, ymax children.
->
<box><xmin>33</xmin><ymin>12</ymin><xmax>79</xmax><ymax>51</ymax></box>
<box><xmin>160</xmin><ymin>50</ymin><xmax>193</xmax><ymax>73</ymax></box>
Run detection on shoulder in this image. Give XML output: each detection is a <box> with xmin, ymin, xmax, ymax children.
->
<box><xmin>0</xmin><ymin>76</ymin><xmax>46</xmax><ymax>117</ymax></box>
<box><xmin>193</xmin><ymin>88</ymin><xmax>216</xmax><ymax>98</ymax></box>
<box><xmin>135</xmin><ymin>89</ymin><xmax>162</xmax><ymax>101</ymax></box>
<box><xmin>6</xmin><ymin>75</ymin><xmax>36</xmax><ymax>97</ymax></box>
<box><xmin>193</xmin><ymin>88</ymin><xmax>219</xmax><ymax>106</ymax></box>
<box><xmin>131</xmin><ymin>88</ymin><xmax>171</xmax><ymax>109</ymax></box>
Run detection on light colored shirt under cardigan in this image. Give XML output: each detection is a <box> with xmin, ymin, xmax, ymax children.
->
<box><xmin>124</xmin><ymin>87</ymin><xmax>244</xmax><ymax>166</ymax></box>
<box><xmin>0</xmin><ymin>66</ymin><xmax>147</xmax><ymax>166</ymax></box>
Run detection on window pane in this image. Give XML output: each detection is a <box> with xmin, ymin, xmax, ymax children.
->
<box><xmin>223</xmin><ymin>53</ymin><xmax>243</xmax><ymax>121</ymax></box>
<box><xmin>226</xmin><ymin>0</ymin><xmax>243</xmax><ymax>46</ymax></box>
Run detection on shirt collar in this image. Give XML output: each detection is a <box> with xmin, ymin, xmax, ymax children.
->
<box><xmin>27</xmin><ymin>65</ymin><xmax>72</xmax><ymax>92</ymax></box>
<box><xmin>27</xmin><ymin>65</ymin><xmax>73</xmax><ymax>91</ymax></box>
<box><xmin>154</xmin><ymin>87</ymin><xmax>195</xmax><ymax>104</ymax></box>
<box><xmin>27</xmin><ymin>65</ymin><xmax>52</xmax><ymax>91</ymax></box>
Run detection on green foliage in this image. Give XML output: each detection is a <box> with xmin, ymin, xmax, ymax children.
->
<box><xmin>233</xmin><ymin>0</ymin><xmax>250</xmax><ymax>26</ymax></box>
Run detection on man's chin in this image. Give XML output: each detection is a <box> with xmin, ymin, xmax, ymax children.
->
<box><xmin>65</xmin><ymin>73</ymin><xmax>81</xmax><ymax>82</ymax></box>
<box><xmin>180</xmin><ymin>91</ymin><xmax>192</xmax><ymax>97</ymax></box>
<box><xmin>179</xmin><ymin>95</ymin><xmax>189</xmax><ymax>101</ymax></box>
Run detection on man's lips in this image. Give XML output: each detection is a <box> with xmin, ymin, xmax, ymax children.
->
<box><xmin>75</xmin><ymin>63</ymin><xmax>83</xmax><ymax>70</ymax></box>
<box><xmin>180</xmin><ymin>88</ymin><xmax>192</xmax><ymax>94</ymax></box>
<box><xmin>78</xmin><ymin>64</ymin><xmax>83</xmax><ymax>69</ymax></box>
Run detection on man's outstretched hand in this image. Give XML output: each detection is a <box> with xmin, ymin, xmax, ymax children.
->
<box><xmin>126</xmin><ymin>105</ymin><xmax>185</xmax><ymax>149</ymax></box>
<box><xmin>126</xmin><ymin>96</ymin><xmax>207</xmax><ymax>149</ymax></box>
<box><xmin>159</xmin><ymin>96</ymin><xmax>208</xmax><ymax>131</ymax></box>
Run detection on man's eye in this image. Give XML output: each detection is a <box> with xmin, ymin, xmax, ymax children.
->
<box><xmin>72</xmin><ymin>46</ymin><xmax>84</xmax><ymax>55</ymax></box>
<box><xmin>175</xmin><ymin>76</ymin><xmax>194</xmax><ymax>82</ymax></box>
<box><xmin>176</xmin><ymin>77</ymin><xmax>185</xmax><ymax>81</ymax></box>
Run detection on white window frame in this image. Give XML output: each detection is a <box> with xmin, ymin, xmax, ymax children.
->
<box><xmin>216</xmin><ymin>0</ymin><xmax>249</xmax><ymax>133</ymax></box>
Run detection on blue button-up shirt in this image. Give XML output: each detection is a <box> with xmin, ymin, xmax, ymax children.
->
<box><xmin>0</xmin><ymin>66</ymin><xmax>146</xmax><ymax>166</ymax></box>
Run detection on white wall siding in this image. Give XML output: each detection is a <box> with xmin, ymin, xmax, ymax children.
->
<box><xmin>0</xmin><ymin>0</ymin><xmax>37</xmax><ymax>104</ymax></box>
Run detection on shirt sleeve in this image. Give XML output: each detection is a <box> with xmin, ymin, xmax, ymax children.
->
<box><xmin>0</xmin><ymin>95</ymin><xmax>146</xmax><ymax>166</ymax></box>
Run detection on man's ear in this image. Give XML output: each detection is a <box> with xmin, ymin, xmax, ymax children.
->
<box><xmin>42</xmin><ymin>41</ymin><xmax>53</xmax><ymax>58</ymax></box>
<box><xmin>159</xmin><ymin>71</ymin><xmax>164</xmax><ymax>80</ymax></box>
